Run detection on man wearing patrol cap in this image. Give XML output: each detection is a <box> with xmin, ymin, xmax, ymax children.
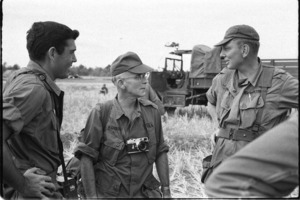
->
<box><xmin>201</xmin><ymin>25</ymin><xmax>298</xmax><ymax>184</ymax></box>
<box><xmin>75</xmin><ymin>52</ymin><xmax>171</xmax><ymax>198</ymax></box>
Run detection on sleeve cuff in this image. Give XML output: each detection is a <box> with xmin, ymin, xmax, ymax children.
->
<box><xmin>74</xmin><ymin>142</ymin><xmax>99</xmax><ymax>163</ymax></box>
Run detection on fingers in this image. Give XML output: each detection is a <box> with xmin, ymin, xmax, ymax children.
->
<box><xmin>42</xmin><ymin>181</ymin><xmax>56</xmax><ymax>191</ymax></box>
<box><xmin>35</xmin><ymin>168</ymin><xmax>47</xmax><ymax>175</ymax></box>
<box><xmin>24</xmin><ymin>167</ymin><xmax>47</xmax><ymax>175</ymax></box>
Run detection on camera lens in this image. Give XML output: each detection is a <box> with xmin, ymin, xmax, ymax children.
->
<box><xmin>137</xmin><ymin>141</ymin><xmax>147</xmax><ymax>151</ymax></box>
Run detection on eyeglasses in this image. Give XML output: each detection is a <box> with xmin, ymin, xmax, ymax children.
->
<box><xmin>122</xmin><ymin>72</ymin><xmax>150</xmax><ymax>81</ymax></box>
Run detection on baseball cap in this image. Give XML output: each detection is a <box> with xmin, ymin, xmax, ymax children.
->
<box><xmin>215</xmin><ymin>25</ymin><xmax>260</xmax><ymax>47</ymax></box>
<box><xmin>111</xmin><ymin>52</ymin><xmax>153</xmax><ymax>76</ymax></box>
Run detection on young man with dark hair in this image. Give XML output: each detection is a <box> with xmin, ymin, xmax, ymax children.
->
<box><xmin>3</xmin><ymin>21</ymin><xmax>79</xmax><ymax>199</ymax></box>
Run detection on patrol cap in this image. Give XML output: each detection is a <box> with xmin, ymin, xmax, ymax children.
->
<box><xmin>111</xmin><ymin>52</ymin><xmax>153</xmax><ymax>76</ymax></box>
<box><xmin>215</xmin><ymin>25</ymin><xmax>260</xmax><ymax>47</ymax></box>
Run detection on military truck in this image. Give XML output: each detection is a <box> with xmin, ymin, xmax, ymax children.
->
<box><xmin>148</xmin><ymin>44</ymin><xmax>298</xmax><ymax>112</ymax></box>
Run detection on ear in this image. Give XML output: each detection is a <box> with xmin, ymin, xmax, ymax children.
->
<box><xmin>117</xmin><ymin>79</ymin><xmax>126</xmax><ymax>89</ymax></box>
<box><xmin>241</xmin><ymin>44</ymin><xmax>250</xmax><ymax>58</ymax></box>
<box><xmin>48</xmin><ymin>47</ymin><xmax>56</xmax><ymax>61</ymax></box>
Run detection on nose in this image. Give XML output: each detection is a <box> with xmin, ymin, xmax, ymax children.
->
<box><xmin>142</xmin><ymin>78</ymin><xmax>148</xmax><ymax>84</ymax></box>
<box><xmin>73</xmin><ymin>54</ymin><xmax>77</xmax><ymax>63</ymax></box>
<box><xmin>220</xmin><ymin>49</ymin><xmax>225</xmax><ymax>60</ymax></box>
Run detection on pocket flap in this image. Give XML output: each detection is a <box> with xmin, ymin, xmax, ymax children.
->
<box><xmin>104</xmin><ymin>140</ymin><xmax>124</xmax><ymax>150</ymax></box>
<box><xmin>240</xmin><ymin>95</ymin><xmax>264</xmax><ymax>110</ymax></box>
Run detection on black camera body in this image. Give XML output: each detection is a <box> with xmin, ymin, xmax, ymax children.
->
<box><xmin>57</xmin><ymin>176</ymin><xmax>78</xmax><ymax>199</ymax></box>
<box><xmin>126</xmin><ymin>137</ymin><xmax>149</xmax><ymax>154</ymax></box>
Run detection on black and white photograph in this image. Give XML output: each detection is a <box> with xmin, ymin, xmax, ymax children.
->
<box><xmin>2</xmin><ymin>0</ymin><xmax>298</xmax><ymax>198</ymax></box>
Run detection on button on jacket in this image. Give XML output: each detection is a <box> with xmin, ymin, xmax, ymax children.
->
<box><xmin>206</xmin><ymin>61</ymin><xmax>298</xmax><ymax>169</ymax></box>
<box><xmin>75</xmin><ymin>97</ymin><xmax>169</xmax><ymax>197</ymax></box>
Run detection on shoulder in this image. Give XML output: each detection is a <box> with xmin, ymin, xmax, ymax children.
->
<box><xmin>4</xmin><ymin>69</ymin><xmax>47</xmax><ymax>97</ymax></box>
<box><xmin>94</xmin><ymin>99</ymin><xmax>114</xmax><ymax>111</ymax></box>
<box><xmin>211</xmin><ymin>67</ymin><xmax>234</xmax><ymax>86</ymax></box>
<box><xmin>138</xmin><ymin>98</ymin><xmax>159</xmax><ymax>110</ymax></box>
<box><xmin>6</xmin><ymin>68</ymin><xmax>45</xmax><ymax>88</ymax></box>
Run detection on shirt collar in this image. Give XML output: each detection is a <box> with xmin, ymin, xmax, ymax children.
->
<box><xmin>27</xmin><ymin>60</ymin><xmax>62</xmax><ymax>96</ymax></box>
<box><xmin>111</xmin><ymin>95</ymin><xmax>142</xmax><ymax>120</ymax></box>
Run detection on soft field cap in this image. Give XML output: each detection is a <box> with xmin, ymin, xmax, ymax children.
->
<box><xmin>111</xmin><ymin>52</ymin><xmax>153</xmax><ymax>76</ymax></box>
<box><xmin>215</xmin><ymin>25</ymin><xmax>260</xmax><ymax>46</ymax></box>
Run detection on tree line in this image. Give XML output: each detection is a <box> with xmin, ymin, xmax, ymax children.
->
<box><xmin>2</xmin><ymin>62</ymin><xmax>112</xmax><ymax>77</ymax></box>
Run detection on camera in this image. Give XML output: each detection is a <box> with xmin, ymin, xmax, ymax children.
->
<box><xmin>126</xmin><ymin>137</ymin><xmax>149</xmax><ymax>154</ymax></box>
<box><xmin>57</xmin><ymin>176</ymin><xmax>78</xmax><ymax>199</ymax></box>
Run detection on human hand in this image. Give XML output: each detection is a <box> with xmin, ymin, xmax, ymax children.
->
<box><xmin>22</xmin><ymin>167</ymin><xmax>56</xmax><ymax>199</ymax></box>
<box><xmin>210</xmin><ymin>128</ymin><xmax>219</xmax><ymax>148</ymax></box>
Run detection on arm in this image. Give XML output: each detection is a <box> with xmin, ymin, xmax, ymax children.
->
<box><xmin>207</xmin><ymin>102</ymin><xmax>217</xmax><ymax>124</ymax></box>
<box><xmin>207</xmin><ymin>102</ymin><xmax>219</xmax><ymax>144</ymax></box>
<box><xmin>74</xmin><ymin>105</ymin><xmax>103</xmax><ymax>198</ymax></box>
<box><xmin>3</xmin><ymin>122</ymin><xmax>55</xmax><ymax>198</ymax></box>
<box><xmin>80</xmin><ymin>155</ymin><xmax>97</xmax><ymax>198</ymax></box>
<box><xmin>155</xmin><ymin>152</ymin><xmax>171</xmax><ymax>198</ymax></box>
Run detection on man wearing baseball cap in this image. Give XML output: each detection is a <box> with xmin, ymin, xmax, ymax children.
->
<box><xmin>75</xmin><ymin>52</ymin><xmax>171</xmax><ymax>198</ymax></box>
<box><xmin>201</xmin><ymin>24</ymin><xmax>298</xmax><ymax>190</ymax></box>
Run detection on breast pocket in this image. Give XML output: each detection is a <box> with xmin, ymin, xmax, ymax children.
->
<box><xmin>240</xmin><ymin>93</ymin><xmax>264</xmax><ymax>128</ymax></box>
<box><xmin>101</xmin><ymin>138</ymin><xmax>124</xmax><ymax>166</ymax></box>
<box><xmin>219</xmin><ymin>90</ymin><xmax>232</xmax><ymax>124</ymax></box>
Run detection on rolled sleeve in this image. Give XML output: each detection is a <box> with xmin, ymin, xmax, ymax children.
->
<box><xmin>74</xmin><ymin>105</ymin><xmax>103</xmax><ymax>162</ymax></box>
<box><xmin>3</xmin><ymin>84</ymin><xmax>46</xmax><ymax>134</ymax></box>
<box><xmin>206</xmin><ymin>75</ymin><xmax>220</xmax><ymax>106</ymax></box>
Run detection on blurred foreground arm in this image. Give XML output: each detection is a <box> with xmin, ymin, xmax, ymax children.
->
<box><xmin>2</xmin><ymin>122</ymin><xmax>55</xmax><ymax>198</ymax></box>
<box><xmin>205</xmin><ymin>112</ymin><xmax>299</xmax><ymax>198</ymax></box>
<box><xmin>156</xmin><ymin>152</ymin><xmax>171</xmax><ymax>198</ymax></box>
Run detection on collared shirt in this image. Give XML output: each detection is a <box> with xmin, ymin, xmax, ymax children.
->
<box><xmin>74</xmin><ymin>97</ymin><xmax>169</xmax><ymax>197</ymax></box>
<box><xmin>207</xmin><ymin>62</ymin><xmax>298</xmax><ymax>130</ymax></box>
<box><xmin>204</xmin><ymin>60</ymin><xmax>298</xmax><ymax>175</ymax></box>
<box><xmin>3</xmin><ymin>60</ymin><xmax>62</xmax><ymax>174</ymax></box>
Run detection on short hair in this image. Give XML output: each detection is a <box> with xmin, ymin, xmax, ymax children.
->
<box><xmin>26</xmin><ymin>21</ymin><xmax>79</xmax><ymax>61</ymax></box>
<box><xmin>234</xmin><ymin>38</ymin><xmax>260</xmax><ymax>55</ymax></box>
<box><xmin>111</xmin><ymin>71</ymin><xmax>131</xmax><ymax>85</ymax></box>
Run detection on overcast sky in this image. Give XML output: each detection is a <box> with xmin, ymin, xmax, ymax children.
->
<box><xmin>2</xmin><ymin>0</ymin><xmax>298</xmax><ymax>70</ymax></box>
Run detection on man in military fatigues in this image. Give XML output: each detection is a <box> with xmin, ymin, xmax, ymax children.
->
<box><xmin>205</xmin><ymin>112</ymin><xmax>298</xmax><ymax>198</ymax></box>
<box><xmin>2</xmin><ymin>21</ymin><xmax>79</xmax><ymax>199</ymax></box>
<box><xmin>201</xmin><ymin>24</ymin><xmax>298</xmax><ymax>183</ymax></box>
<box><xmin>74</xmin><ymin>52</ymin><xmax>171</xmax><ymax>198</ymax></box>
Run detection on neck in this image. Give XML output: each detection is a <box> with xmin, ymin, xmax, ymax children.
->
<box><xmin>117</xmin><ymin>92</ymin><xmax>137</xmax><ymax>112</ymax></box>
<box><xmin>34</xmin><ymin>60</ymin><xmax>55</xmax><ymax>81</ymax></box>
<box><xmin>238</xmin><ymin>56</ymin><xmax>259</xmax><ymax>78</ymax></box>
